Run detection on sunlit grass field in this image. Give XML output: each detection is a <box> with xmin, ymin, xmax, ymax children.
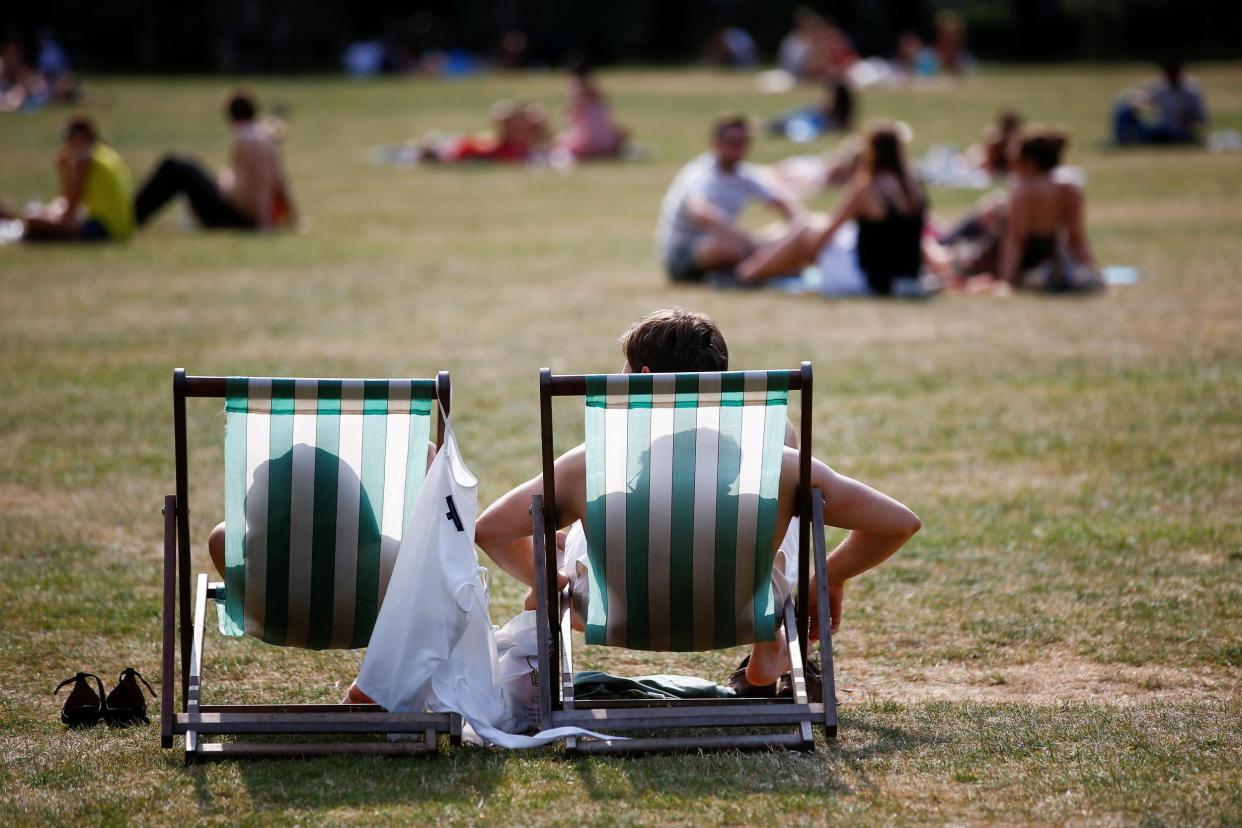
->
<box><xmin>1</xmin><ymin>65</ymin><xmax>1240</xmax><ymax>825</ymax></box>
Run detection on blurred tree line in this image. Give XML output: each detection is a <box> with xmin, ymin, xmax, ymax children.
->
<box><xmin>4</xmin><ymin>0</ymin><xmax>1240</xmax><ymax>72</ymax></box>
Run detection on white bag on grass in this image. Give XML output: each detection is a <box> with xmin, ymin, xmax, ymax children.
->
<box><xmin>357</xmin><ymin>416</ymin><xmax>620</xmax><ymax>748</ymax></box>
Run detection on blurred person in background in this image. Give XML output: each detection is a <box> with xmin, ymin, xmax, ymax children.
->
<box><xmin>932</xmin><ymin>11</ymin><xmax>973</xmax><ymax>75</ymax></box>
<box><xmin>133</xmin><ymin>86</ymin><xmax>295</xmax><ymax>231</ymax></box>
<box><xmin>421</xmin><ymin>99</ymin><xmax>549</xmax><ymax>163</ymax></box>
<box><xmin>1</xmin><ymin>37</ymin><xmax>45</xmax><ymax>111</ymax></box>
<box><xmin>994</xmin><ymin>128</ymin><xmax>1096</xmax><ymax>289</ymax></box>
<box><xmin>702</xmin><ymin>24</ymin><xmax>758</xmax><ymax>68</ymax></box>
<box><xmin>971</xmin><ymin>109</ymin><xmax>1024</xmax><ymax>179</ymax></box>
<box><xmin>0</xmin><ymin>114</ymin><xmax>133</xmax><ymax>242</ymax></box>
<box><xmin>943</xmin><ymin>128</ymin><xmax>1096</xmax><ymax>293</ymax></box>
<box><xmin>738</xmin><ymin>120</ymin><xmax>949</xmax><ymax>298</ymax></box>
<box><xmin>778</xmin><ymin>9</ymin><xmax>856</xmax><ymax>81</ymax></box>
<box><xmin>768</xmin><ymin>75</ymin><xmax>854</xmax><ymax>142</ymax></box>
<box><xmin>1113</xmin><ymin>59</ymin><xmax>1208</xmax><ymax>145</ymax></box>
<box><xmin>554</xmin><ymin>59</ymin><xmax>627</xmax><ymax>160</ymax></box>
<box><xmin>656</xmin><ymin>113</ymin><xmax>801</xmax><ymax>283</ymax></box>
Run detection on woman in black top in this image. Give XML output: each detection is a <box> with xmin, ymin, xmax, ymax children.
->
<box><xmin>739</xmin><ymin>120</ymin><xmax>947</xmax><ymax>294</ymax></box>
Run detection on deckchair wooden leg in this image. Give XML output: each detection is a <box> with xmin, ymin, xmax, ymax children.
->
<box><xmin>783</xmin><ymin>599</ymin><xmax>815</xmax><ymax>751</ymax></box>
<box><xmin>811</xmin><ymin>488</ymin><xmax>838</xmax><ymax>738</ymax></box>
<box><xmin>559</xmin><ymin>600</ymin><xmax>578</xmax><ymax>755</ymax></box>
<box><xmin>449</xmin><ymin>714</ymin><xmax>462</xmax><ymax>747</ymax></box>
<box><xmin>185</xmin><ymin>573</ymin><xmax>208</xmax><ymax>764</ymax></box>
<box><xmin>530</xmin><ymin>496</ymin><xmax>556</xmax><ymax>731</ymax></box>
<box><xmin>161</xmin><ymin>496</ymin><xmax>177</xmax><ymax>750</ymax></box>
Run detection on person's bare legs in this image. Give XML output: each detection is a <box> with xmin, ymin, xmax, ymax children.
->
<box><xmin>736</xmin><ymin>216</ymin><xmax>823</xmax><ymax>283</ymax></box>
<box><xmin>207</xmin><ymin>522</ymin><xmax>226</xmax><ymax>575</ymax></box>
<box><xmin>747</xmin><ymin>636</ymin><xmax>790</xmax><ymax>685</ymax></box>
<box><xmin>692</xmin><ymin>232</ymin><xmax>753</xmax><ymax>272</ymax></box>
<box><xmin>21</xmin><ymin>216</ymin><xmax>78</xmax><ymax>241</ymax></box>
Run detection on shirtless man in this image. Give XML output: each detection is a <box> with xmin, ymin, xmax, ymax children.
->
<box><xmin>656</xmin><ymin>114</ymin><xmax>801</xmax><ymax>283</ymax></box>
<box><xmin>133</xmin><ymin>87</ymin><xmax>295</xmax><ymax>231</ymax></box>
<box><xmin>472</xmin><ymin>308</ymin><xmax>921</xmax><ymax>694</ymax></box>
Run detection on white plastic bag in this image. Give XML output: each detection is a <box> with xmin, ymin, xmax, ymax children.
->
<box><xmin>495</xmin><ymin>610</ymin><xmax>543</xmax><ymax>732</ymax></box>
<box><xmin>358</xmin><ymin>417</ymin><xmax>621</xmax><ymax>749</ymax></box>
<box><xmin>356</xmin><ymin>417</ymin><xmax>482</xmax><ymax>713</ymax></box>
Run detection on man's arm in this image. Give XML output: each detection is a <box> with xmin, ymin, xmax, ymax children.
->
<box><xmin>54</xmin><ymin>151</ymin><xmax>89</xmax><ymax>226</ymax></box>
<box><xmin>766</xmin><ymin>191</ymin><xmax>801</xmax><ymax>222</ymax></box>
<box><xmin>1062</xmin><ymin>184</ymin><xmax>1093</xmax><ymax>267</ymax></box>
<box><xmin>684</xmin><ymin>193</ymin><xmax>751</xmax><ymax>246</ymax></box>
<box><xmin>474</xmin><ymin>445</ymin><xmax>586</xmax><ymax>589</ymax></box>
<box><xmin>793</xmin><ymin>450</ymin><xmax>921</xmax><ymax>630</ymax></box>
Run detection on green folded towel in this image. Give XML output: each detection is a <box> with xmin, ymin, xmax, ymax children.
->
<box><xmin>572</xmin><ymin>671</ymin><xmax>738</xmax><ymax>701</ymax></box>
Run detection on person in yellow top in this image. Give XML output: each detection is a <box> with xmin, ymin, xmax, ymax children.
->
<box><xmin>0</xmin><ymin>114</ymin><xmax>134</xmax><ymax>241</ymax></box>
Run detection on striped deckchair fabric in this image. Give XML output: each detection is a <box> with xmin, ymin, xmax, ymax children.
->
<box><xmin>220</xmin><ymin>377</ymin><xmax>437</xmax><ymax>650</ymax></box>
<box><xmin>583</xmin><ymin>370</ymin><xmax>789</xmax><ymax>652</ymax></box>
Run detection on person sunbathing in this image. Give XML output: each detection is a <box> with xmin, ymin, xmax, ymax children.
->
<box><xmin>472</xmin><ymin>307</ymin><xmax>921</xmax><ymax>693</ymax></box>
<box><xmin>554</xmin><ymin>60</ymin><xmax>627</xmax><ymax>160</ymax></box>
<box><xmin>993</xmin><ymin>128</ymin><xmax>1096</xmax><ymax>290</ymax></box>
<box><xmin>417</xmin><ymin>100</ymin><xmax>549</xmax><ymax>164</ymax></box>
<box><xmin>737</xmin><ymin>120</ymin><xmax>949</xmax><ymax>297</ymax></box>
<box><xmin>133</xmin><ymin>87</ymin><xmax>296</xmax><ymax>231</ymax></box>
<box><xmin>655</xmin><ymin>113</ymin><xmax>801</xmax><ymax>283</ymax></box>
<box><xmin>0</xmin><ymin>114</ymin><xmax>133</xmax><ymax>242</ymax></box>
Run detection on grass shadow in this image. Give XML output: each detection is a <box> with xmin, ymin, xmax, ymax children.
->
<box><xmin>204</xmin><ymin>740</ymin><xmax>515</xmax><ymax>812</ymax></box>
<box><xmin>567</xmin><ymin>711</ymin><xmax>939</xmax><ymax>803</ymax></box>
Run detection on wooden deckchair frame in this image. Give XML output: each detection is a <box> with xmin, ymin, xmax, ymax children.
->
<box><xmin>161</xmin><ymin>369</ymin><xmax>461</xmax><ymax>762</ymax></box>
<box><xmin>531</xmin><ymin>363</ymin><xmax>837</xmax><ymax>755</ymax></box>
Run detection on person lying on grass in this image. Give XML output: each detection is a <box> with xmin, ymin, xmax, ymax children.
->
<box><xmin>469</xmin><ymin>307</ymin><xmax>920</xmax><ymax>698</ymax></box>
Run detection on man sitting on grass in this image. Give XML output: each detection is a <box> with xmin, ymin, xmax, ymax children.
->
<box><xmin>133</xmin><ymin>86</ymin><xmax>296</xmax><ymax>231</ymax></box>
<box><xmin>470</xmin><ymin>307</ymin><xmax>921</xmax><ymax>696</ymax></box>
<box><xmin>656</xmin><ymin>114</ymin><xmax>802</xmax><ymax>284</ymax></box>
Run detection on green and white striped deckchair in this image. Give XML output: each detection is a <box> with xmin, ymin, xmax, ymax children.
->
<box><xmin>219</xmin><ymin>377</ymin><xmax>438</xmax><ymax>649</ymax></box>
<box><xmin>162</xmin><ymin>370</ymin><xmax>461</xmax><ymax>762</ymax></box>
<box><xmin>582</xmin><ymin>371</ymin><xmax>789</xmax><ymax>652</ymax></box>
<box><xmin>532</xmin><ymin>365</ymin><xmax>838</xmax><ymax>755</ymax></box>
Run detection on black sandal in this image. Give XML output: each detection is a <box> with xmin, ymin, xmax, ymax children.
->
<box><xmin>777</xmin><ymin>658</ymin><xmax>824</xmax><ymax>703</ymax></box>
<box><xmin>105</xmin><ymin>668</ymin><xmax>156</xmax><ymax>726</ymax></box>
<box><xmin>55</xmin><ymin>672</ymin><xmax>107</xmax><ymax>728</ymax></box>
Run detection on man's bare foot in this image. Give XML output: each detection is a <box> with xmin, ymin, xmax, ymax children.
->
<box><xmin>746</xmin><ymin>637</ymin><xmax>789</xmax><ymax>686</ymax></box>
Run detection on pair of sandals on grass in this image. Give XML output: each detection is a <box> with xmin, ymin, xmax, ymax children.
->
<box><xmin>54</xmin><ymin>668</ymin><xmax>156</xmax><ymax>728</ymax></box>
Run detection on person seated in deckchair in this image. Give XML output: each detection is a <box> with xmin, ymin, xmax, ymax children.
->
<box><xmin>472</xmin><ymin>307</ymin><xmax>921</xmax><ymax>693</ymax></box>
<box><xmin>133</xmin><ymin>87</ymin><xmax>296</xmax><ymax>231</ymax></box>
<box><xmin>0</xmin><ymin>114</ymin><xmax>134</xmax><ymax>242</ymax></box>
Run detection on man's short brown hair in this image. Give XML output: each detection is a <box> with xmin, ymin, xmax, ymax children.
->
<box><xmin>711</xmin><ymin>112</ymin><xmax>750</xmax><ymax>140</ymax></box>
<box><xmin>224</xmin><ymin>86</ymin><xmax>259</xmax><ymax>123</ymax></box>
<box><xmin>620</xmin><ymin>308</ymin><xmax>729</xmax><ymax>373</ymax></box>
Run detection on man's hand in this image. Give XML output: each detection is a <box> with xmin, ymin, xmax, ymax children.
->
<box><xmin>522</xmin><ymin>530</ymin><xmax>568</xmax><ymax>610</ymax></box>
<box><xmin>827</xmin><ymin>577</ymin><xmax>843</xmax><ymax>634</ymax></box>
<box><xmin>524</xmin><ymin>570</ymin><xmax>570</xmax><ymax>610</ymax></box>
